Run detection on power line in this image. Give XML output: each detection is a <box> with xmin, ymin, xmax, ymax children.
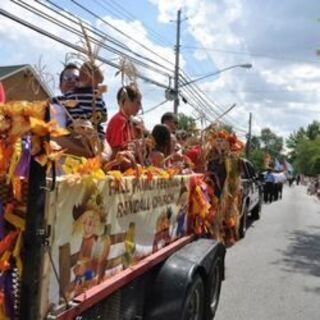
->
<box><xmin>203</xmin><ymin>89</ymin><xmax>320</xmax><ymax>93</ymax></box>
<box><xmin>33</xmin><ymin>0</ymin><xmax>175</xmax><ymax>76</ymax></box>
<box><xmin>13</xmin><ymin>0</ymin><xmax>174</xmax><ymax>81</ymax></box>
<box><xmin>179</xmin><ymin>75</ymin><xmax>221</xmax><ymax>115</ymax></box>
<box><xmin>179</xmin><ymin>92</ymin><xmax>214</xmax><ymax>123</ymax></box>
<box><xmin>40</xmin><ymin>0</ymin><xmax>135</xmax><ymax>52</ymax></box>
<box><xmin>179</xmin><ymin>73</ymin><xmax>240</xmax><ymax>126</ymax></box>
<box><xmin>0</xmin><ymin>7</ymin><xmax>169</xmax><ymax>89</ymax></box>
<box><xmin>94</xmin><ymin>0</ymin><xmax>173</xmax><ymax>47</ymax></box>
<box><xmin>71</xmin><ymin>0</ymin><xmax>175</xmax><ymax>68</ymax></box>
<box><xmin>3</xmin><ymin>2</ymin><xmax>249</xmax><ymax>133</ymax></box>
<box><xmin>173</xmin><ymin>34</ymin><xmax>251</xmax><ymax>131</ymax></box>
<box><xmin>37</xmin><ymin>2</ymin><xmax>238</xmax><ymax>128</ymax></box>
<box><xmin>179</xmin><ymin>85</ymin><xmax>220</xmax><ymax>119</ymax></box>
<box><xmin>179</xmin><ymin>80</ymin><xmax>248</xmax><ymax>133</ymax></box>
<box><xmin>181</xmin><ymin>45</ymin><xmax>320</xmax><ymax>66</ymax></box>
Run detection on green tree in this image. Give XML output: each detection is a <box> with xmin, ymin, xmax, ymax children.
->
<box><xmin>177</xmin><ymin>113</ymin><xmax>197</xmax><ymax>134</ymax></box>
<box><xmin>250</xmin><ymin>135</ymin><xmax>261</xmax><ymax>150</ymax></box>
<box><xmin>259</xmin><ymin>128</ymin><xmax>283</xmax><ymax>158</ymax></box>
<box><xmin>286</xmin><ymin>120</ymin><xmax>320</xmax><ymax>164</ymax></box>
<box><xmin>247</xmin><ymin>149</ymin><xmax>265</xmax><ymax>171</ymax></box>
<box><xmin>305</xmin><ymin>120</ymin><xmax>320</xmax><ymax>140</ymax></box>
<box><xmin>286</xmin><ymin>127</ymin><xmax>306</xmax><ymax>161</ymax></box>
<box><xmin>294</xmin><ymin>138</ymin><xmax>320</xmax><ymax>175</ymax></box>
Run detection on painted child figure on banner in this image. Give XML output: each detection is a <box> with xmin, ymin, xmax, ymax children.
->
<box><xmin>70</xmin><ymin>190</ymin><xmax>110</xmax><ymax>297</ymax></box>
<box><xmin>71</xmin><ymin>259</ymin><xmax>94</xmax><ymax>296</ymax></box>
<box><xmin>152</xmin><ymin>208</ymin><xmax>172</xmax><ymax>252</ymax></box>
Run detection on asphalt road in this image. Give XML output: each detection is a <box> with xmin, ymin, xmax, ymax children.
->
<box><xmin>215</xmin><ymin>185</ymin><xmax>320</xmax><ymax>320</ymax></box>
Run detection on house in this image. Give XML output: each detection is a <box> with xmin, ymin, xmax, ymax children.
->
<box><xmin>0</xmin><ymin>64</ymin><xmax>52</xmax><ymax>101</ymax></box>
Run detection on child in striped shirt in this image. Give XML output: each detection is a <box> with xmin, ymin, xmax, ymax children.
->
<box><xmin>63</xmin><ymin>62</ymin><xmax>107</xmax><ymax>140</ymax></box>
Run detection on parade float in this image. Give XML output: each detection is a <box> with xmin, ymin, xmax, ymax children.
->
<box><xmin>0</xmin><ymin>31</ymin><xmax>244</xmax><ymax>319</ymax></box>
<box><xmin>0</xmin><ymin>96</ymin><xmax>248</xmax><ymax>319</ymax></box>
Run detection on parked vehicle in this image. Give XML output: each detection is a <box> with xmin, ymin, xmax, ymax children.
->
<box><xmin>238</xmin><ymin>159</ymin><xmax>263</xmax><ymax>238</ymax></box>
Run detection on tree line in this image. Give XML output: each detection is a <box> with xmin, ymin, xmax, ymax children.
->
<box><xmin>177</xmin><ymin>112</ymin><xmax>319</xmax><ymax>176</ymax></box>
<box><xmin>286</xmin><ymin>120</ymin><xmax>320</xmax><ymax>176</ymax></box>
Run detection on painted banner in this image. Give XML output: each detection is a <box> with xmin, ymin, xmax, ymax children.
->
<box><xmin>44</xmin><ymin>175</ymin><xmax>190</xmax><ymax>310</ymax></box>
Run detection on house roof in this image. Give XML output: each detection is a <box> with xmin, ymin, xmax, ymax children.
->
<box><xmin>0</xmin><ymin>64</ymin><xmax>52</xmax><ymax>97</ymax></box>
<box><xmin>0</xmin><ymin>64</ymin><xmax>29</xmax><ymax>80</ymax></box>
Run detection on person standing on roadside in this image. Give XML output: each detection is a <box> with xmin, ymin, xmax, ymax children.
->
<box><xmin>264</xmin><ymin>169</ymin><xmax>275</xmax><ymax>203</ymax></box>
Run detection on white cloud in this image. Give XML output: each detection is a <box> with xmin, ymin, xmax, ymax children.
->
<box><xmin>96</xmin><ymin>15</ymin><xmax>179</xmax><ymax>86</ymax></box>
<box><xmin>0</xmin><ymin>0</ymin><xmax>82</xmax><ymax>93</ymax></box>
<box><xmin>149</xmin><ymin>0</ymin><xmax>320</xmax><ymax>139</ymax></box>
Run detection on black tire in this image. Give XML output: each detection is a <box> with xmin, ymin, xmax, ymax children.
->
<box><xmin>204</xmin><ymin>259</ymin><xmax>223</xmax><ymax>320</ymax></box>
<box><xmin>181</xmin><ymin>274</ymin><xmax>205</xmax><ymax>320</ymax></box>
<box><xmin>239</xmin><ymin>204</ymin><xmax>248</xmax><ymax>239</ymax></box>
<box><xmin>251</xmin><ymin>197</ymin><xmax>262</xmax><ymax>220</ymax></box>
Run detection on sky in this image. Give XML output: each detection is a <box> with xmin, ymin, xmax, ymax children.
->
<box><xmin>0</xmin><ymin>0</ymin><xmax>319</xmax><ymax>142</ymax></box>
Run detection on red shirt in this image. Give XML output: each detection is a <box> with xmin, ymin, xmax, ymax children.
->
<box><xmin>106</xmin><ymin>111</ymin><xmax>135</xmax><ymax>149</ymax></box>
<box><xmin>186</xmin><ymin>145</ymin><xmax>202</xmax><ymax>169</ymax></box>
<box><xmin>0</xmin><ymin>82</ymin><xmax>5</xmax><ymax>103</ymax></box>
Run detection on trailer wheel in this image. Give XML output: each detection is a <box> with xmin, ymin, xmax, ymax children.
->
<box><xmin>205</xmin><ymin>258</ymin><xmax>223</xmax><ymax>319</ymax></box>
<box><xmin>181</xmin><ymin>274</ymin><xmax>204</xmax><ymax>320</ymax></box>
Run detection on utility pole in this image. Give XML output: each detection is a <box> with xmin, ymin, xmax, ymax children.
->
<box><xmin>173</xmin><ymin>9</ymin><xmax>181</xmax><ymax>114</ymax></box>
<box><xmin>246</xmin><ymin>112</ymin><xmax>252</xmax><ymax>157</ymax></box>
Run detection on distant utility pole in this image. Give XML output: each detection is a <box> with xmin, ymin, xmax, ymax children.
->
<box><xmin>246</xmin><ymin>112</ymin><xmax>252</xmax><ymax>157</ymax></box>
<box><xmin>173</xmin><ymin>9</ymin><xmax>181</xmax><ymax>114</ymax></box>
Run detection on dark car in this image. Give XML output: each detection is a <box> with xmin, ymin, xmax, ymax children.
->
<box><xmin>238</xmin><ymin>158</ymin><xmax>263</xmax><ymax>238</ymax></box>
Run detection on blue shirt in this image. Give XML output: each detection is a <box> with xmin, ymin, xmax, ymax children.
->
<box><xmin>265</xmin><ymin>172</ymin><xmax>275</xmax><ymax>183</ymax></box>
<box><xmin>53</xmin><ymin>87</ymin><xmax>107</xmax><ymax>139</ymax></box>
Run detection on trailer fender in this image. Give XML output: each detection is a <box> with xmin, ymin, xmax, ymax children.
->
<box><xmin>144</xmin><ymin>238</ymin><xmax>226</xmax><ymax>320</ymax></box>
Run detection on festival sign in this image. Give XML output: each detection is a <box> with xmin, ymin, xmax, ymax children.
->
<box><xmin>44</xmin><ymin>174</ymin><xmax>190</xmax><ymax>310</ymax></box>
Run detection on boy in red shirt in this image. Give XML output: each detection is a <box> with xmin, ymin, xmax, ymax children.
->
<box><xmin>106</xmin><ymin>85</ymin><xmax>142</xmax><ymax>152</ymax></box>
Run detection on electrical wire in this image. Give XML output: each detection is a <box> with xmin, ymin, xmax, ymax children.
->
<box><xmin>40</xmin><ymin>0</ymin><xmax>136</xmax><ymax>52</ymax></box>
<box><xmin>180</xmin><ymin>52</ymin><xmax>256</xmax><ymax>135</ymax></box>
<box><xmin>94</xmin><ymin>0</ymin><xmax>173</xmax><ymax>47</ymax></box>
<box><xmin>71</xmin><ymin>0</ymin><xmax>175</xmax><ymax>68</ymax></box>
<box><xmin>179</xmin><ymin>72</ymin><xmax>248</xmax><ymax>131</ymax></box>
<box><xmin>4</xmin><ymin>1</ymin><xmax>250</xmax><ymax>134</ymax></box>
<box><xmin>14</xmin><ymin>0</ymin><xmax>174</xmax><ymax>78</ymax></box>
<box><xmin>36</xmin><ymin>0</ymin><xmax>236</xmax><ymax>127</ymax></box>
<box><xmin>0</xmin><ymin>7</ymin><xmax>169</xmax><ymax>88</ymax></box>
<box><xmin>37</xmin><ymin>0</ymin><xmax>175</xmax><ymax>76</ymax></box>
<box><xmin>38</xmin><ymin>1</ymin><xmax>237</xmax><ymax>127</ymax></box>
<box><xmin>181</xmin><ymin>45</ymin><xmax>320</xmax><ymax>66</ymax></box>
<box><xmin>180</xmin><ymin>82</ymin><xmax>248</xmax><ymax>133</ymax></box>
<box><xmin>178</xmin><ymin>88</ymin><xmax>216</xmax><ymax>122</ymax></box>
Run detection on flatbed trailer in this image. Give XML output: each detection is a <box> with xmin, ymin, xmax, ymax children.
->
<box><xmin>19</xmin><ymin>159</ymin><xmax>225</xmax><ymax>320</ymax></box>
